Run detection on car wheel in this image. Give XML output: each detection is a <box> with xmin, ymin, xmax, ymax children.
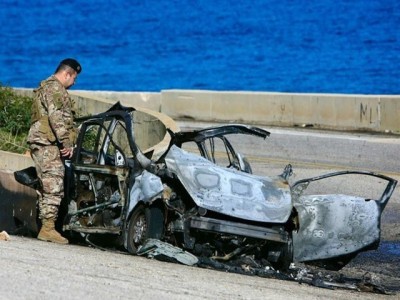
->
<box><xmin>127</xmin><ymin>203</ymin><xmax>164</xmax><ymax>254</ymax></box>
<box><xmin>266</xmin><ymin>237</ymin><xmax>293</xmax><ymax>271</ymax></box>
<box><xmin>275</xmin><ymin>237</ymin><xmax>293</xmax><ymax>270</ymax></box>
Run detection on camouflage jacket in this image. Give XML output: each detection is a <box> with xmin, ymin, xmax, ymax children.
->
<box><xmin>27</xmin><ymin>75</ymin><xmax>77</xmax><ymax>148</ymax></box>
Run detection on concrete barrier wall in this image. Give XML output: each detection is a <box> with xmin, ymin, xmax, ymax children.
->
<box><xmin>15</xmin><ymin>89</ymin><xmax>162</xmax><ymax>112</ymax></box>
<box><xmin>71</xmin><ymin>90</ymin><xmax>162</xmax><ymax>112</ymax></box>
<box><xmin>55</xmin><ymin>89</ymin><xmax>399</xmax><ymax>133</ymax></box>
<box><xmin>161</xmin><ymin>90</ymin><xmax>400</xmax><ymax>133</ymax></box>
<box><xmin>380</xmin><ymin>97</ymin><xmax>400</xmax><ymax>130</ymax></box>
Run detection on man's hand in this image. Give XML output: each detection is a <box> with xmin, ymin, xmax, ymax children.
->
<box><xmin>60</xmin><ymin>147</ymin><xmax>74</xmax><ymax>158</ymax></box>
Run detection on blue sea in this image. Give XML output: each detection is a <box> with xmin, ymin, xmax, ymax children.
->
<box><xmin>0</xmin><ymin>0</ymin><xmax>399</xmax><ymax>94</ymax></box>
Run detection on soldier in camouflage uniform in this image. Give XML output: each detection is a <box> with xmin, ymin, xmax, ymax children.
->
<box><xmin>27</xmin><ymin>58</ymin><xmax>82</xmax><ymax>244</ymax></box>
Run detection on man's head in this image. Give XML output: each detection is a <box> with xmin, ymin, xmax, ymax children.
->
<box><xmin>54</xmin><ymin>58</ymin><xmax>82</xmax><ymax>89</ymax></box>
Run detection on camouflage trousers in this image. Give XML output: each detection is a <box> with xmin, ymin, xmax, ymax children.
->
<box><xmin>30</xmin><ymin>144</ymin><xmax>64</xmax><ymax>220</ymax></box>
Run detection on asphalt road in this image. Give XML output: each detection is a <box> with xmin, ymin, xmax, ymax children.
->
<box><xmin>0</xmin><ymin>235</ymin><xmax>394</xmax><ymax>300</ymax></box>
<box><xmin>210</xmin><ymin>123</ymin><xmax>400</xmax><ymax>176</ymax></box>
<box><xmin>0</xmin><ymin>123</ymin><xmax>399</xmax><ymax>299</ymax></box>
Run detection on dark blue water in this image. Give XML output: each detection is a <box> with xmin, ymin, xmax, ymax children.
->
<box><xmin>0</xmin><ymin>0</ymin><xmax>399</xmax><ymax>94</ymax></box>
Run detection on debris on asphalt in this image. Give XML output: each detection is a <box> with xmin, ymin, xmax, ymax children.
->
<box><xmin>0</xmin><ymin>231</ymin><xmax>10</xmax><ymax>241</ymax></box>
<box><xmin>137</xmin><ymin>238</ymin><xmax>199</xmax><ymax>266</ymax></box>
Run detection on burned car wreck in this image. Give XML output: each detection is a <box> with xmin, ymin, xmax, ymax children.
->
<box><xmin>15</xmin><ymin>103</ymin><xmax>397</xmax><ymax>273</ymax></box>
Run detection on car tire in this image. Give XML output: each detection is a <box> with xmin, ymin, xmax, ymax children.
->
<box><xmin>126</xmin><ymin>202</ymin><xmax>164</xmax><ymax>254</ymax></box>
<box><xmin>267</xmin><ymin>237</ymin><xmax>293</xmax><ymax>271</ymax></box>
<box><xmin>274</xmin><ymin>237</ymin><xmax>293</xmax><ymax>271</ymax></box>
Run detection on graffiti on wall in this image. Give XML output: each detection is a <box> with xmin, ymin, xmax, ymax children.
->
<box><xmin>360</xmin><ymin>102</ymin><xmax>379</xmax><ymax>125</ymax></box>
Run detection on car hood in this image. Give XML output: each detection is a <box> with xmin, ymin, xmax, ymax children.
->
<box><xmin>165</xmin><ymin>145</ymin><xmax>292</xmax><ymax>223</ymax></box>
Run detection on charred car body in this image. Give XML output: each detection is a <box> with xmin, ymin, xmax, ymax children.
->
<box><xmin>15</xmin><ymin>103</ymin><xmax>397</xmax><ymax>270</ymax></box>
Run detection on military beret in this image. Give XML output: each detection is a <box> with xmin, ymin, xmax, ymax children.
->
<box><xmin>60</xmin><ymin>58</ymin><xmax>82</xmax><ymax>74</ymax></box>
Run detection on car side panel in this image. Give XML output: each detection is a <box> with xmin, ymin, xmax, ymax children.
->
<box><xmin>293</xmin><ymin>194</ymin><xmax>380</xmax><ymax>262</ymax></box>
<box><xmin>165</xmin><ymin>145</ymin><xmax>292</xmax><ymax>223</ymax></box>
